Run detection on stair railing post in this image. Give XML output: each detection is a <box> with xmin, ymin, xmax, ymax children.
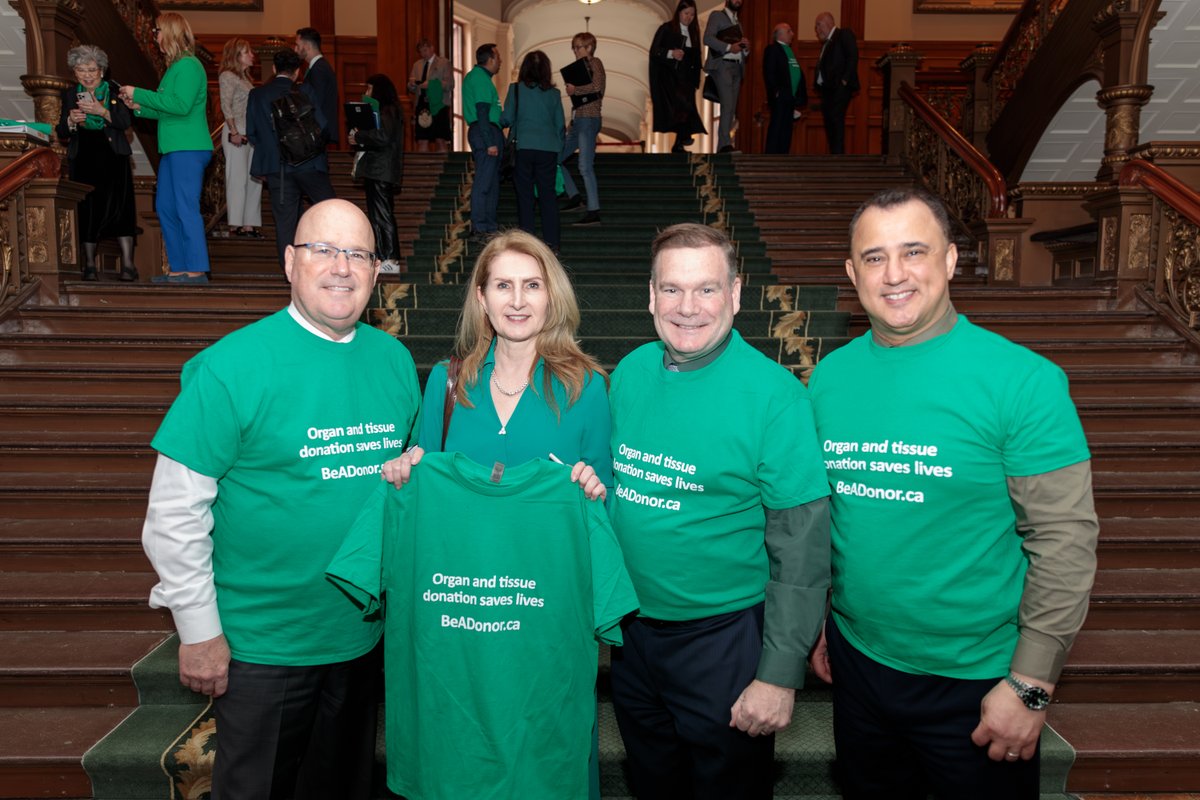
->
<box><xmin>876</xmin><ymin>44</ymin><xmax>922</xmax><ymax>165</ymax></box>
<box><xmin>1082</xmin><ymin>181</ymin><xmax>1155</xmax><ymax>307</ymax></box>
<box><xmin>959</xmin><ymin>44</ymin><xmax>995</xmax><ymax>155</ymax></box>
<box><xmin>1092</xmin><ymin>4</ymin><xmax>1162</xmax><ymax>182</ymax></box>
<box><xmin>11</xmin><ymin>0</ymin><xmax>86</xmax><ymax>130</ymax></box>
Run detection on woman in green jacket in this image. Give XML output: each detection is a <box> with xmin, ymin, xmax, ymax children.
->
<box><xmin>119</xmin><ymin>13</ymin><xmax>212</xmax><ymax>284</ymax></box>
<box><xmin>500</xmin><ymin>51</ymin><xmax>565</xmax><ymax>252</ymax></box>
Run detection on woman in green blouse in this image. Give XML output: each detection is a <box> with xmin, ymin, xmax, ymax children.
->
<box><xmin>386</xmin><ymin>229</ymin><xmax>610</xmax><ymax>497</ymax></box>
<box><xmin>119</xmin><ymin>13</ymin><xmax>212</xmax><ymax>284</ymax></box>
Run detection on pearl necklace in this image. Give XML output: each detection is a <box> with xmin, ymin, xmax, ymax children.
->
<box><xmin>492</xmin><ymin>373</ymin><xmax>528</xmax><ymax>397</ymax></box>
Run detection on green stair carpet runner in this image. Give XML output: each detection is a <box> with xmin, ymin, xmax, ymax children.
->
<box><xmin>83</xmin><ymin>152</ymin><xmax>1075</xmax><ymax>798</ymax></box>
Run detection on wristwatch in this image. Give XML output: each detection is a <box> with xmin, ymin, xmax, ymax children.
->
<box><xmin>1005</xmin><ymin>673</ymin><xmax>1051</xmax><ymax>711</ymax></box>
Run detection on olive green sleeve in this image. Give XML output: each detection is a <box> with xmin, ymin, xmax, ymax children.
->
<box><xmin>1008</xmin><ymin>460</ymin><xmax>1099</xmax><ymax>683</ymax></box>
<box><xmin>757</xmin><ymin>496</ymin><xmax>831</xmax><ymax>688</ymax></box>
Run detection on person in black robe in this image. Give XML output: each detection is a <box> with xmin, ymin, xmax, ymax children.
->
<box><xmin>649</xmin><ymin>0</ymin><xmax>707</xmax><ymax>153</ymax></box>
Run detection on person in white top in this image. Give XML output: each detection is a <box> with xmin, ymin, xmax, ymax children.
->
<box><xmin>218</xmin><ymin>38</ymin><xmax>262</xmax><ymax>238</ymax></box>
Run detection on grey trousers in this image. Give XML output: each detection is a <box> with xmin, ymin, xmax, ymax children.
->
<box><xmin>710</xmin><ymin>60</ymin><xmax>743</xmax><ymax>150</ymax></box>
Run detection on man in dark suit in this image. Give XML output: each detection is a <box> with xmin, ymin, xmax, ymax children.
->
<box><xmin>295</xmin><ymin>26</ymin><xmax>339</xmax><ymax>145</ymax></box>
<box><xmin>246</xmin><ymin>48</ymin><xmax>337</xmax><ymax>268</ymax></box>
<box><xmin>814</xmin><ymin>11</ymin><xmax>859</xmax><ymax>155</ymax></box>
<box><xmin>762</xmin><ymin>23</ymin><xmax>807</xmax><ymax>154</ymax></box>
<box><xmin>703</xmin><ymin>0</ymin><xmax>749</xmax><ymax>153</ymax></box>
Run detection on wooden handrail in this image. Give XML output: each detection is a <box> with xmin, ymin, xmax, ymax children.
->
<box><xmin>899</xmin><ymin>81</ymin><xmax>1007</xmax><ymax>217</ymax></box>
<box><xmin>0</xmin><ymin>147</ymin><xmax>60</xmax><ymax>201</ymax></box>
<box><xmin>984</xmin><ymin>0</ymin><xmax>1040</xmax><ymax>83</ymax></box>
<box><xmin>1119</xmin><ymin>159</ymin><xmax>1200</xmax><ymax>228</ymax></box>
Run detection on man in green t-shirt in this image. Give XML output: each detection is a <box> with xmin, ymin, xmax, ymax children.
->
<box><xmin>608</xmin><ymin>223</ymin><xmax>831</xmax><ymax>798</ymax></box>
<box><xmin>463</xmin><ymin>42</ymin><xmax>504</xmax><ymax>242</ymax></box>
<box><xmin>807</xmin><ymin>188</ymin><xmax>1099</xmax><ymax>799</ymax></box>
<box><xmin>142</xmin><ymin>199</ymin><xmax>421</xmax><ymax>798</ymax></box>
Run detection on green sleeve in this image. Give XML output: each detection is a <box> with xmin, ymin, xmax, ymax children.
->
<box><xmin>587</xmin><ymin>498</ymin><xmax>639</xmax><ymax>645</ymax></box>
<box><xmin>134</xmin><ymin>58</ymin><xmax>205</xmax><ymax>117</ymax></box>
<box><xmin>577</xmin><ymin>372</ymin><xmax>614</xmax><ymax>495</ymax></box>
<box><xmin>151</xmin><ymin>357</ymin><xmax>242</xmax><ymax>479</ymax></box>
<box><xmin>757</xmin><ymin>497</ymin><xmax>831</xmax><ymax>688</ymax></box>
<box><xmin>415</xmin><ymin>361</ymin><xmax>450</xmax><ymax>451</ymax></box>
<box><xmin>326</xmin><ymin>481</ymin><xmax>388</xmax><ymax>615</ymax></box>
<box><xmin>758</xmin><ymin>386</ymin><xmax>831</xmax><ymax>509</ymax></box>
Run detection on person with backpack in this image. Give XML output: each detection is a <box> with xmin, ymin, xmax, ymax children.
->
<box><xmin>245</xmin><ymin>48</ymin><xmax>336</xmax><ymax>268</ymax></box>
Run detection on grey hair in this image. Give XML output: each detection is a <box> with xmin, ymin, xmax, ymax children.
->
<box><xmin>67</xmin><ymin>45</ymin><xmax>109</xmax><ymax>74</ymax></box>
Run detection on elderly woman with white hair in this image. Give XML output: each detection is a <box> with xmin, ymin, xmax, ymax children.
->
<box><xmin>56</xmin><ymin>43</ymin><xmax>138</xmax><ymax>281</ymax></box>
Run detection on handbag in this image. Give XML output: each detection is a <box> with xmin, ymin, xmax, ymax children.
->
<box><xmin>702</xmin><ymin>74</ymin><xmax>720</xmax><ymax>103</ymax></box>
<box><xmin>441</xmin><ymin>355</ymin><xmax>462</xmax><ymax>451</ymax></box>
<box><xmin>417</xmin><ymin>108</ymin><xmax>433</xmax><ymax>128</ymax></box>
<box><xmin>500</xmin><ymin>84</ymin><xmax>520</xmax><ymax>183</ymax></box>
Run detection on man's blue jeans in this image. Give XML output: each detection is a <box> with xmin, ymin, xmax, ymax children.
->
<box><xmin>468</xmin><ymin>122</ymin><xmax>502</xmax><ymax>232</ymax></box>
<box><xmin>560</xmin><ymin>115</ymin><xmax>600</xmax><ymax>211</ymax></box>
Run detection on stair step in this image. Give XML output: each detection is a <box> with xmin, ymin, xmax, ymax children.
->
<box><xmin>0</xmin><ymin>571</ymin><xmax>170</xmax><ymax>631</ymax></box>
<box><xmin>1096</xmin><ymin>517</ymin><xmax>1200</xmax><ymax>569</ymax></box>
<box><xmin>1057</xmin><ymin>630</ymin><xmax>1200</xmax><ymax>703</ymax></box>
<box><xmin>0</xmin><ymin>706</ymin><xmax>135</xmax><ymax>798</ymax></box>
<box><xmin>1085</xmin><ymin>569</ymin><xmax>1200</xmax><ymax>629</ymax></box>
<box><xmin>1048</xmin><ymin>702</ymin><xmax>1200</xmax><ymax>792</ymax></box>
<box><xmin>0</xmin><ymin>631</ymin><xmax>166</xmax><ymax>707</ymax></box>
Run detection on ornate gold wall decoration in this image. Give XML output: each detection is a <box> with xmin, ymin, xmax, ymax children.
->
<box><xmin>26</xmin><ymin>206</ymin><xmax>48</xmax><ymax>264</ymax></box>
<box><xmin>58</xmin><ymin>209</ymin><xmax>75</xmax><ymax>264</ymax></box>
<box><xmin>1100</xmin><ymin>215</ymin><xmax>1117</xmax><ymax>273</ymax></box>
<box><xmin>0</xmin><ymin>212</ymin><xmax>13</xmax><ymax>298</ymax></box>
<box><xmin>993</xmin><ymin>238</ymin><xmax>1014</xmax><ymax>282</ymax></box>
<box><xmin>1128</xmin><ymin>213</ymin><xmax>1150</xmax><ymax>274</ymax></box>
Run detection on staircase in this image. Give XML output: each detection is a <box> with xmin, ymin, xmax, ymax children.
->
<box><xmin>0</xmin><ymin>149</ymin><xmax>1195</xmax><ymax>797</ymax></box>
<box><xmin>732</xmin><ymin>154</ymin><xmax>1200</xmax><ymax>795</ymax></box>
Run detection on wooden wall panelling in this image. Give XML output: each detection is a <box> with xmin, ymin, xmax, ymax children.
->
<box><xmin>376</xmin><ymin>0</ymin><xmax>449</xmax><ymax>151</ymax></box>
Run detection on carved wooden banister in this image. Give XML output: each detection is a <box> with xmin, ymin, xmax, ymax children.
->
<box><xmin>899</xmin><ymin>81</ymin><xmax>1007</xmax><ymax>220</ymax></box>
<box><xmin>1120</xmin><ymin>159</ymin><xmax>1200</xmax><ymax>329</ymax></box>
<box><xmin>0</xmin><ymin>146</ymin><xmax>64</xmax><ymax>315</ymax></box>
<box><xmin>0</xmin><ymin>147</ymin><xmax>61</xmax><ymax>197</ymax></box>
<box><xmin>202</xmin><ymin>121</ymin><xmax>227</xmax><ymax>232</ymax></box>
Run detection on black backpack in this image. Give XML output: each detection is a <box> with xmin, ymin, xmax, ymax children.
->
<box><xmin>270</xmin><ymin>89</ymin><xmax>324</xmax><ymax>166</ymax></box>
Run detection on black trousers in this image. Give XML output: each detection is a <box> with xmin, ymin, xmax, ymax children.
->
<box><xmin>610</xmin><ymin>604</ymin><xmax>774</xmax><ymax>800</ymax></box>
<box><xmin>513</xmin><ymin>148</ymin><xmax>560</xmax><ymax>250</ymax></box>
<box><xmin>825</xmin><ymin>617</ymin><xmax>1040</xmax><ymax>800</ymax></box>
<box><xmin>364</xmin><ymin>179</ymin><xmax>399</xmax><ymax>261</ymax></box>
<box><xmin>211</xmin><ymin>644</ymin><xmax>380</xmax><ymax>800</ymax></box>
<box><xmin>820</xmin><ymin>87</ymin><xmax>852</xmax><ymax>155</ymax></box>
<box><xmin>764</xmin><ymin>96</ymin><xmax>796</xmax><ymax>154</ymax></box>
<box><xmin>265</xmin><ymin>170</ymin><xmax>336</xmax><ymax>268</ymax></box>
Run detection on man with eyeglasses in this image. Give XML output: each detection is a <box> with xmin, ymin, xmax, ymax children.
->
<box><xmin>142</xmin><ymin>198</ymin><xmax>421</xmax><ymax>798</ymax></box>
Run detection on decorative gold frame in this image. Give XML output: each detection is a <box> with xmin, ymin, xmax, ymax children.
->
<box><xmin>159</xmin><ymin>0</ymin><xmax>262</xmax><ymax>10</ymax></box>
<box><xmin>913</xmin><ymin>0</ymin><xmax>1022</xmax><ymax>12</ymax></box>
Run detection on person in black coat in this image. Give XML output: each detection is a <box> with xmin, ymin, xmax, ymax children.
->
<box><xmin>295</xmin><ymin>26</ymin><xmax>339</xmax><ymax>145</ymax></box>
<box><xmin>813</xmin><ymin>11</ymin><xmax>859</xmax><ymax>155</ymax></box>
<box><xmin>350</xmin><ymin>74</ymin><xmax>405</xmax><ymax>264</ymax></box>
<box><xmin>57</xmin><ymin>44</ymin><xmax>138</xmax><ymax>281</ymax></box>
<box><xmin>762</xmin><ymin>23</ymin><xmax>808</xmax><ymax>155</ymax></box>
<box><xmin>649</xmin><ymin>0</ymin><xmax>707</xmax><ymax>153</ymax></box>
<box><xmin>245</xmin><ymin>48</ymin><xmax>336</xmax><ymax>268</ymax></box>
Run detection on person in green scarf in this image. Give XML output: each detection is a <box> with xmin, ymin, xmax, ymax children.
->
<box><xmin>56</xmin><ymin>44</ymin><xmax>138</xmax><ymax>282</ymax></box>
<box><xmin>762</xmin><ymin>22</ymin><xmax>808</xmax><ymax>154</ymax></box>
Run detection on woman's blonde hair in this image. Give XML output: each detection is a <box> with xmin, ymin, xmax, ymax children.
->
<box><xmin>454</xmin><ymin>229</ymin><xmax>605</xmax><ymax>415</ymax></box>
<box><xmin>156</xmin><ymin>13</ymin><xmax>196</xmax><ymax>66</ymax></box>
<box><xmin>220</xmin><ymin>37</ymin><xmax>252</xmax><ymax>79</ymax></box>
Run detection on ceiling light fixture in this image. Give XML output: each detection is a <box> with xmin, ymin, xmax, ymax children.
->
<box><xmin>578</xmin><ymin>0</ymin><xmax>602</xmax><ymax>5</ymax></box>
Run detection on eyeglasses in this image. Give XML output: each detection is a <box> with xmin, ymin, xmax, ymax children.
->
<box><xmin>74</xmin><ymin>66</ymin><xmax>101</xmax><ymax>75</ymax></box>
<box><xmin>294</xmin><ymin>242</ymin><xmax>378</xmax><ymax>269</ymax></box>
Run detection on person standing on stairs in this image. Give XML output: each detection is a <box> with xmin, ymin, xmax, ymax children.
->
<box><xmin>295</xmin><ymin>27</ymin><xmax>339</xmax><ymax>146</ymax></box>
<box><xmin>142</xmin><ymin>198</ymin><xmax>420</xmax><ymax>800</ymax></box>
<box><xmin>703</xmin><ymin>0</ymin><xmax>750</xmax><ymax>153</ymax></box>
<box><xmin>57</xmin><ymin>44</ymin><xmax>138</xmax><ymax>282</ymax></box>
<box><xmin>806</xmin><ymin>187</ymin><xmax>1099</xmax><ymax>800</ymax></box>
<box><xmin>501</xmin><ymin>51</ymin><xmax>565</xmax><ymax>253</ymax></box>
<box><xmin>407</xmin><ymin>37</ymin><xmax>454</xmax><ymax>154</ymax></box>
<box><xmin>245</xmin><ymin>48</ymin><xmax>337</xmax><ymax>270</ymax></box>
<box><xmin>119</xmin><ymin>13</ymin><xmax>212</xmax><ymax>285</ymax></box>
<box><xmin>462</xmin><ymin>43</ymin><xmax>504</xmax><ymax>244</ymax></box>
<box><xmin>607</xmin><ymin>222</ymin><xmax>831</xmax><ymax>799</ymax></box>
<box><xmin>218</xmin><ymin>38</ymin><xmax>263</xmax><ymax>240</ymax></box>
<box><xmin>349</xmin><ymin>73</ymin><xmax>405</xmax><ymax>267</ymax></box>
<box><xmin>812</xmin><ymin>11</ymin><xmax>858</xmax><ymax>155</ymax></box>
<box><xmin>559</xmin><ymin>32</ymin><xmax>605</xmax><ymax>227</ymax></box>
<box><xmin>649</xmin><ymin>0</ymin><xmax>707</xmax><ymax>154</ymax></box>
<box><xmin>762</xmin><ymin>23</ymin><xmax>807</xmax><ymax>155</ymax></box>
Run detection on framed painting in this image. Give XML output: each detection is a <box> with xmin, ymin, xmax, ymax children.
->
<box><xmin>913</xmin><ymin>0</ymin><xmax>1022</xmax><ymax>12</ymax></box>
